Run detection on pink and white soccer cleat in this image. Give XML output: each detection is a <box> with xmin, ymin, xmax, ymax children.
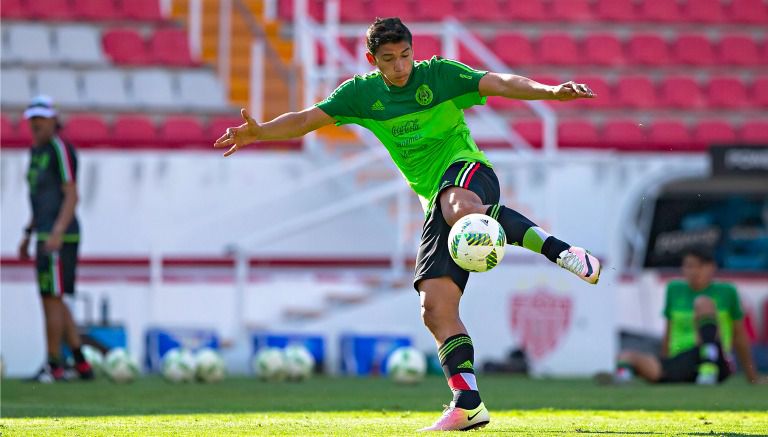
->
<box><xmin>418</xmin><ymin>402</ymin><xmax>490</xmax><ymax>432</ymax></box>
<box><xmin>557</xmin><ymin>246</ymin><xmax>601</xmax><ymax>284</ymax></box>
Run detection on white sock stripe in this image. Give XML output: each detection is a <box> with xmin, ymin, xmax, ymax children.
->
<box><xmin>460</xmin><ymin>372</ymin><xmax>478</xmax><ymax>391</ymax></box>
<box><xmin>532</xmin><ymin>226</ymin><xmax>552</xmax><ymax>241</ymax></box>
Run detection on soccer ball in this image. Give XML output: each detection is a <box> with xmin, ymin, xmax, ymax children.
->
<box><xmin>104</xmin><ymin>348</ymin><xmax>140</xmax><ymax>383</ymax></box>
<box><xmin>81</xmin><ymin>344</ymin><xmax>105</xmax><ymax>376</ymax></box>
<box><xmin>386</xmin><ymin>346</ymin><xmax>427</xmax><ymax>384</ymax></box>
<box><xmin>448</xmin><ymin>213</ymin><xmax>506</xmax><ymax>272</ymax></box>
<box><xmin>162</xmin><ymin>348</ymin><xmax>196</xmax><ymax>383</ymax></box>
<box><xmin>252</xmin><ymin>347</ymin><xmax>286</xmax><ymax>381</ymax></box>
<box><xmin>195</xmin><ymin>348</ymin><xmax>226</xmax><ymax>383</ymax></box>
<box><xmin>283</xmin><ymin>344</ymin><xmax>315</xmax><ymax>381</ymax></box>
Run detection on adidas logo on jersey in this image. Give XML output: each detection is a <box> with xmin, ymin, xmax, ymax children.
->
<box><xmin>371</xmin><ymin>100</ymin><xmax>385</xmax><ymax>111</ymax></box>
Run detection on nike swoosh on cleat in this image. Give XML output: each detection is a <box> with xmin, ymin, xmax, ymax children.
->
<box><xmin>584</xmin><ymin>253</ymin><xmax>593</xmax><ymax>277</ymax></box>
<box><xmin>468</xmin><ymin>411</ymin><xmax>482</xmax><ymax>421</ymax></box>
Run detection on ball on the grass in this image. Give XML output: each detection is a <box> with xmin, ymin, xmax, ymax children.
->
<box><xmin>283</xmin><ymin>344</ymin><xmax>315</xmax><ymax>381</ymax></box>
<box><xmin>81</xmin><ymin>344</ymin><xmax>105</xmax><ymax>376</ymax></box>
<box><xmin>252</xmin><ymin>347</ymin><xmax>286</xmax><ymax>381</ymax></box>
<box><xmin>104</xmin><ymin>348</ymin><xmax>140</xmax><ymax>383</ymax></box>
<box><xmin>194</xmin><ymin>348</ymin><xmax>226</xmax><ymax>383</ymax></box>
<box><xmin>162</xmin><ymin>348</ymin><xmax>196</xmax><ymax>383</ymax></box>
<box><xmin>386</xmin><ymin>346</ymin><xmax>427</xmax><ymax>384</ymax></box>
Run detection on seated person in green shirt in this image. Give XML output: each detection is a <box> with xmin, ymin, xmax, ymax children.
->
<box><xmin>610</xmin><ymin>247</ymin><xmax>763</xmax><ymax>385</ymax></box>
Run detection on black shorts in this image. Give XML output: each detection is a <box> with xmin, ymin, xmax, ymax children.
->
<box><xmin>414</xmin><ymin>161</ymin><xmax>500</xmax><ymax>292</ymax></box>
<box><xmin>659</xmin><ymin>344</ymin><xmax>731</xmax><ymax>383</ymax></box>
<box><xmin>36</xmin><ymin>241</ymin><xmax>79</xmax><ymax>296</ymax></box>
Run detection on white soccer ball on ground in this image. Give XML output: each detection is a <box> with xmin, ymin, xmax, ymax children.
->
<box><xmin>162</xmin><ymin>348</ymin><xmax>196</xmax><ymax>383</ymax></box>
<box><xmin>386</xmin><ymin>346</ymin><xmax>427</xmax><ymax>384</ymax></box>
<box><xmin>252</xmin><ymin>347</ymin><xmax>286</xmax><ymax>381</ymax></box>
<box><xmin>81</xmin><ymin>344</ymin><xmax>105</xmax><ymax>375</ymax></box>
<box><xmin>283</xmin><ymin>344</ymin><xmax>315</xmax><ymax>381</ymax></box>
<box><xmin>195</xmin><ymin>348</ymin><xmax>226</xmax><ymax>383</ymax></box>
<box><xmin>448</xmin><ymin>213</ymin><xmax>506</xmax><ymax>272</ymax></box>
<box><xmin>104</xmin><ymin>348</ymin><xmax>140</xmax><ymax>383</ymax></box>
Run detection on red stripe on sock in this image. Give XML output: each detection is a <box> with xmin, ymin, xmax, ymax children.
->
<box><xmin>463</xmin><ymin>163</ymin><xmax>480</xmax><ymax>188</ymax></box>
<box><xmin>448</xmin><ymin>374</ymin><xmax>471</xmax><ymax>391</ymax></box>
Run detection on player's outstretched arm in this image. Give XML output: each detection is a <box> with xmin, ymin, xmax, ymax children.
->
<box><xmin>213</xmin><ymin>107</ymin><xmax>336</xmax><ymax>157</ymax></box>
<box><xmin>479</xmin><ymin>73</ymin><xmax>595</xmax><ymax>101</ymax></box>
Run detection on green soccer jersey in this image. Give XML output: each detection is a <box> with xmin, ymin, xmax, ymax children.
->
<box><xmin>663</xmin><ymin>280</ymin><xmax>744</xmax><ymax>357</ymax></box>
<box><xmin>315</xmin><ymin>56</ymin><xmax>492</xmax><ymax>212</ymax></box>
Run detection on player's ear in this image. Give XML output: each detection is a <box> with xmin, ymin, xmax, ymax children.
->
<box><xmin>365</xmin><ymin>52</ymin><xmax>376</xmax><ymax>67</ymax></box>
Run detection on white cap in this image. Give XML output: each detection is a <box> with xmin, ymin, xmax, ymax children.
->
<box><xmin>24</xmin><ymin>95</ymin><xmax>58</xmax><ymax>119</ymax></box>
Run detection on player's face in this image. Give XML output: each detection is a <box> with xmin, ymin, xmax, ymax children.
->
<box><xmin>682</xmin><ymin>255</ymin><xmax>715</xmax><ymax>291</ymax></box>
<box><xmin>29</xmin><ymin>116</ymin><xmax>57</xmax><ymax>145</ymax></box>
<box><xmin>368</xmin><ymin>41</ymin><xmax>414</xmax><ymax>87</ymax></box>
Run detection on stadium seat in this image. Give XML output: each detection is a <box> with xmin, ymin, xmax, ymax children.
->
<box><xmin>491</xmin><ymin>33</ymin><xmax>534</xmax><ymax>66</ymax></box>
<box><xmin>659</xmin><ymin>76</ymin><xmax>706</xmax><ymax>109</ymax></box>
<box><xmin>503</xmin><ymin>0</ymin><xmax>548</xmax><ymax>21</ymax></box>
<box><xmin>604</xmin><ymin>120</ymin><xmax>646</xmax><ymax>149</ymax></box>
<box><xmin>72</xmin><ymin>0</ymin><xmax>121</xmax><ymax>20</ymax></box>
<box><xmin>558</xmin><ymin>120</ymin><xmax>599</xmax><ymax>148</ymax></box>
<box><xmin>584</xmin><ymin>34</ymin><xmax>624</xmax><ymax>66</ymax></box>
<box><xmin>62</xmin><ymin>114</ymin><xmax>111</xmax><ymax>147</ymax></box>
<box><xmin>339</xmin><ymin>0</ymin><xmax>369</xmax><ymax>22</ymax></box>
<box><xmin>371</xmin><ymin>0</ymin><xmax>415</xmax><ymax>21</ymax></box>
<box><xmin>5</xmin><ymin>24</ymin><xmax>54</xmax><ymax>64</ymax></box>
<box><xmin>415</xmin><ymin>0</ymin><xmax>461</xmax><ymax>20</ymax></box>
<box><xmin>26</xmin><ymin>0</ymin><xmax>75</xmax><ymax>20</ymax></box>
<box><xmin>572</xmin><ymin>75</ymin><xmax>612</xmax><ymax>109</ymax></box>
<box><xmin>35</xmin><ymin>70</ymin><xmax>82</xmax><ymax>108</ymax></box>
<box><xmin>0</xmin><ymin>69</ymin><xmax>33</xmax><ymax>107</ymax></box>
<box><xmin>159</xmin><ymin>116</ymin><xmax>206</xmax><ymax>147</ymax></box>
<box><xmin>277</xmin><ymin>0</ymin><xmax>324</xmax><ymax>21</ymax></box>
<box><xmin>178</xmin><ymin>71</ymin><xmax>228</xmax><ymax>110</ymax></box>
<box><xmin>511</xmin><ymin>119</ymin><xmax>542</xmax><ymax>148</ymax></box>
<box><xmin>551</xmin><ymin>0</ymin><xmax>594</xmax><ymax>22</ymax></box>
<box><xmin>639</xmin><ymin>0</ymin><xmax>682</xmax><ymax>22</ymax></box>
<box><xmin>149</xmin><ymin>28</ymin><xmax>195</xmax><ymax>66</ymax></box>
<box><xmin>486</xmin><ymin>96</ymin><xmax>526</xmax><ymax>110</ymax></box>
<box><xmin>103</xmin><ymin>29</ymin><xmax>150</xmax><ymax>65</ymax></box>
<box><xmin>464</xmin><ymin>0</ymin><xmax>505</xmax><ymax>22</ymax></box>
<box><xmin>412</xmin><ymin>35</ymin><xmax>441</xmax><ymax>60</ymax></box>
<box><xmin>595</xmin><ymin>0</ymin><xmax>636</xmax><ymax>21</ymax></box>
<box><xmin>718</xmin><ymin>35</ymin><xmax>761</xmax><ymax>66</ymax></box>
<box><xmin>740</xmin><ymin>120</ymin><xmax>768</xmax><ymax>144</ymax></box>
<box><xmin>458</xmin><ymin>33</ymin><xmax>489</xmax><ymax>69</ymax></box>
<box><xmin>0</xmin><ymin>115</ymin><xmax>32</xmax><ymax>146</ymax></box>
<box><xmin>0</xmin><ymin>0</ymin><xmax>26</xmax><ymax>19</ymax></box>
<box><xmin>728</xmin><ymin>0</ymin><xmax>768</xmax><ymax>23</ymax></box>
<box><xmin>683</xmin><ymin>0</ymin><xmax>726</xmax><ymax>23</ymax></box>
<box><xmin>539</xmin><ymin>33</ymin><xmax>580</xmax><ymax>66</ymax></box>
<box><xmin>707</xmin><ymin>76</ymin><xmax>749</xmax><ymax>109</ymax></box>
<box><xmin>648</xmin><ymin>120</ymin><xmax>692</xmax><ymax>149</ymax></box>
<box><xmin>82</xmin><ymin>70</ymin><xmax>132</xmax><ymax>108</ymax></box>
<box><xmin>694</xmin><ymin>120</ymin><xmax>737</xmax><ymax>146</ymax></box>
<box><xmin>131</xmin><ymin>70</ymin><xmax>177</xmax><ymax>109</ymax></box>
<box><xmin>673</xmin><ymin>34</ymin><xmax>716</xmax><ymax>66</ymax></box>
<box><xmin>55</xmin><ymin>25</ymin><xmax>107</xmax><ymax>65</ymax></box>
<box><xmin>113</xmin><ymin>115</ymin><xmax>158</xmax><ymax>146</ymax></box>
<box><xmin>118</xmin><ymin>0</ymin><xmax>163</xmax><ymax>21</ymax></box>
<box><xmin>616</xmin><ymin>76</ymin><xmax>657</xmax><ymax>108</ymax></box>
<box><xmin>753</xmin><ymin>77</ymin><xmax>768</xmax><ymax>107</ymax></box>
<box><xmin>628</xmin><ymin>34</ymin><xmax>671</xmax><ymax>66</ymax></box>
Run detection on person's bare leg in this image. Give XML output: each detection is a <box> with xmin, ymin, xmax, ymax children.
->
<box><xmin>62</xmin><ymin>301</ymin><xmax>82</xmax><ymax>350</ymax></box>
<box><xmin>617</xmin><ymin>350</ymin><xmax>663</xmax><ymax>382</ymax></box>
<box><xmin>41</xmin><ymin>296</ymin><xmax>65</xmax><ymax>364</ymax></box>
<box><xmin>419</xmin><ymin>277</ymin><xmax>466</xmax><ymax>344</ymax></box>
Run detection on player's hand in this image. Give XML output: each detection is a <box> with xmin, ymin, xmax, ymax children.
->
<box><xmin>18</xmin><ymin>237</ymin><xmax>31</xmax><ymax>260</ymax></box>
<box><xmin>213</xmin><ymin>108</ymin><xmax>262</xmax><ymax>157</ymax></box>
<box><xmin>552</xmin><ymin>81</ymin><xmax>595</xmax><ymax>101</ymax></box>
<box><xmin>44</xmin><ymin>232</ymin><xmax>62</xmax><ymax>253</ymax></box>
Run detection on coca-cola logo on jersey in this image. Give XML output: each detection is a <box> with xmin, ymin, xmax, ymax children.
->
<box><xmin>509</xmin><ymin>290</ymin><xmax>572</xmax><ymax>359</ymax></box>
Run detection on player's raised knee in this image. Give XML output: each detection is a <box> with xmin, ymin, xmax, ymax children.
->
<box><xmin>440</xmin><ymin>188</ymin><xmax>485</xmax><ymax>227</ymax></box>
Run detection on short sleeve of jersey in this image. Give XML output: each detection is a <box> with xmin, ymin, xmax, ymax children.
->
<box><xmin>725</xmin><ymin>284</ymin><xmax>744</xmax><ymax>320</ymax></box>
<box><xmin>315</xmin><ymin>78</ymin><xmax>359</xmax><ymax>126</ymax></box>
<box><xmin>52</xmin><ymin>139</ymin><xmax>77</xmax><ymax>183</ymax></box>
<box><xmin>432</xmin><ymin>57</ymin><xmax>488</xmax><ymax>109</ymax></box>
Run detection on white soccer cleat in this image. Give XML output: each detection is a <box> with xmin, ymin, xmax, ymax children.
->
<box><xmin>557</xmin><ymin>247</ymin><xmax>601</xmax><ymax>284</ymax></box>
<box><xmin>418</xmin><ymin>402</ymin><xmax>490</xmax><ymax>432</ymax></box>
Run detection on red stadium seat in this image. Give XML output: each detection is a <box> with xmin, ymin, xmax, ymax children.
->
<box><xmin>339</xmin><ymin>0</ymin><xmax>369</xmax><ymax>22</ymax></box>
<box><xmin>584</xmin><ymin>34</ymin><xmax>624</xmax><ymax>66</ymax></box>
<box><xmin>412</xmin><ymin>35</ymin><xmax>441</xmax><ymax>60</ymax></box>
<box><xmin>539</xmin><ymin>33</ymin><xmax>580</xmax><ymax>66</ymax></box>
<box><xmin>503</xmin><ymin>0</ymin><xmax>548</xmax><ymax>21</ymax></box>
<box><xmin>458</xmin><ymin>33</ymin><xmax>489</xmax><ymax>69</ymax></box>
<box><xmin>558</xmin><ymin>120</ymin><xmax>599</xmax><ymax>148</ymax></box>
<box><xmin>640</xmin><ymin>0</ymin><xmax>682</xmax><ymax>22</ymax></box>
<box><xmin>511</xmin><ymin>119</ymin><xmax>543</xmax><ymax>148</ymax></box>
<box><xmin>659</xmin><ymin>76</ymin><xmax>706</xmax><ymax>109</ymax></box>
<box><xmin>149</xmin><ymin>28</ymin><xmax>195</xmax><ymax>66</ymax></box>
<box><xmin>617</xmin><ymin>76</ymin><xmax>657</xmax><ymax>108</ymax></box>
<box><xmin>26</xmin><ymin>0</ymin><xmax>75</xmax><ymax>20</ymax></box>
<box><xmin>491</xmin><ymin>33</ymin><xmax>534</xmax><ymax>66</ymax></box>
<box><xmin>648</xmin><ymin>120</ymin><xmax>693</xmax><ymax>150</ymax></box>
<box><xmin>278</xmin><ymin>0</ymin><xmax>324</xmax><ymax>21</ymax></box>
<box><xmin>371</xmin><ymin>0</ymin><xmax>415</xmax><ymax>21</ymax></box>
<box><xmin>415</xmin><ymin>0</ymin><xmax>461</xmax><ymax>20</ymax></box>
<box><xmin>707</xmin><ymin>76</ymin><xmax>749</xmax><ymax>108</ymax></box>
<box><xmin>573</xmin><ymin>75</ymin><xmax>613</xmax><ymax>109</ymax></box>
<box><xmin>464</xmin><ymin>0</ymin><xmax>505</xmax><ymax>22</ymax></box>
<box><xmin>718</xmin><ymin>35</ymin><xmax>761</xmax><ymax>66</ymax></box>
<box><xmin>0</xmin><ymin>115</ymin><xmax>31</xmax><ymax>146</ymax></box>
<box><xmin>103</xmin><ymin>29</ymin><xmax>149</xmax><ymax>65</ymax></box>
<box><xmin>740</xmin><ymin>120</ymin><xmax>768</xmax><ymax>144</ymax></box>
<box><xmin>753</xmin><ymin>77</ymin><xmax>768</xmax><ymax>107</ymax></box>
<box><xmin>62</xmin><ymin>114</ymin><xmax>111</xmax><ymax>147</ymax></box>
<box><xmin>728</xmin><ymin>0</ymin><xmax>768</xmax><ymax>23</ymax></box>
<box><xmin>0</xmin><ymin>0</ymin><xmax>27</xmax><ymax>18</ymax></box>
<box><xmin>160</xmin><ymin>116</ymin><xmax>205</xmax><ymax>147</ymax></box>
<box><xmin>673</xmin><ymin>34</ymin><xmax>716</xmax><ymax>66</ymax></box>
<box><xmin>118</xmin><ymin>0</ymin><xmax>163</xmax><ymax>21</ymax></box>
<box><xmin>595</xmin><ymin>0</ymin><xmax>637</xmax><ymax>21</ymax></box>
<box><xmin>683</xmin><ymin>0</ymin><xmax>726</xmax><ymax>23</ymax></box>
<box><xmin>604</xmin><ymin>120</ymin><xmax>646</xmax><ymax>149</ymax></box>
<box><xmin>72</xmin><ymin>0</ymin><xmax>120</xmax><ymax>20</ymax></box>
<box><xmin>487</xmin><ymin>96</ymin><xmax>526</xmax><ymax>110</ymax></box>
<box><xmin>551</xmin><ymin>0</ymin><xmax>593</xmax><ymax>22</ymax></box>
<box><xmin>114</xmin><ymin>115</ymin><xmax>158</xmax><ymax>146</ymax></box>
<box><xmin>628</xmin><ymin>34</ymin><xmax>671</xmax><ymax>66</ymax></box>
<box><xmin>694</xmin><ymin>120</ymin><xmax>737</xmax><ymax>146</ymax></box>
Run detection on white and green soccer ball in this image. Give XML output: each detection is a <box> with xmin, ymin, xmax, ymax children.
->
<box><xmin>194</xmin><ymin>348</ymin><xmax>226</xmax><ymax>383</ymax></box>
<box><xmin>81</xmin><ymin>344</ymin><xmax>105</xmax><ymax>376</ymax></box>
<box><xmin>448</xmin><ymin>213</ymin><xmax>506</xmax><ymax>272</ymax></box>
<box><xmin>283</xmin><ymin>344</ymin><xmax>315</xmax><ymax>381</ymax></box>
<box><xmin>386</xmin><ymin>346</ymin><xmax>427</xmax><ymax>385</ymax></box>
<box><xmin>162</xmin><ymin>348</ymin><xmax>196</xmax><ymax>383</ymax></box>
<box><xmin>104</xmin><ymin>348</ymin><xmax>140</xmax><ymax>383</ymax></box>
<box><xmin>252</xmin><ymin>347</ymin><xmax>286</xmax><ymax>381</ymax></box>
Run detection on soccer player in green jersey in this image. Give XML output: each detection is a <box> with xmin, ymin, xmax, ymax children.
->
<box><xmin>607</xmin><ymin>247</ymin><xmax>764</xmax><ymax>386</ymax></box>
<box><xmin>216</xmin><ymin>18</ymin><xmax>600</xmax><ymax>431</ymax></box>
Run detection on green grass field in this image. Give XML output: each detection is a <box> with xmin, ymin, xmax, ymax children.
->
<box><xmin>2</xmin><ymin>375</ymin><xmax>767</xmax><ymax>436</ymax></box>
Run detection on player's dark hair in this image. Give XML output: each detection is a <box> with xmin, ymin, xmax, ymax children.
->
<box><xmin>682</xmin><ymin>246</ymin><xmax>716</xmax><ymax>264</ymax></box>
<box><xmin>366</xmin><ymin>17</ymin><xmax>412</xmax><ymax>55</ymax></box>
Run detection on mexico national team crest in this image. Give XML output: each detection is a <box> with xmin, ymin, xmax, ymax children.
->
<box><xmin>509</xmin><ymin>290</ymin><xmax>572</xmax><ymax>359</ymax></box>
<box><xmin>415</xmin><ymin>84</ymin><xmax>433</xmax><ymax>106</ymax></box>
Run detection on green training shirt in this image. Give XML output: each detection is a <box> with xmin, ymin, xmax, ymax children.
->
<box><xmin>663</xmin><ymin>280</ymin><xmax>744</xmax><ymax>357</ymax></box>
<box><xmin>316</xmin><ymin>56</ymin><xmax>492</xmax><ymax>212</ymax></box>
